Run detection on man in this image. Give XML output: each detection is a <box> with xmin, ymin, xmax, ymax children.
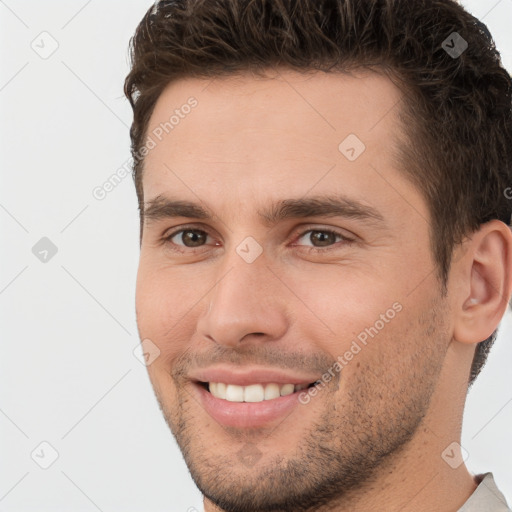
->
<box><xmin>124</xmin><ymin>0</ymin><xmax>512</xmax><ymax>510</ymax></box>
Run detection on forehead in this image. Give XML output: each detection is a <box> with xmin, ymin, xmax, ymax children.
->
<box><xmin>142</xmin><ymin>68</ymin><xmax>408</xmax><ymax>206</ymax></box>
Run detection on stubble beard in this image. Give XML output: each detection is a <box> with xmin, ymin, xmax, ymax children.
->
<box><xmin>151</xmin><ymin>301</ymin><xmax>449</xmax><ymax>512</ymax></box>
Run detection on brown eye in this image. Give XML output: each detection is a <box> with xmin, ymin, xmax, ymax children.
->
<box><xmin>166</xmin><ymin>229</ymin><xmax>209</xmax><ymax>248</ymax></box>
<box><xmin>308</xmin><ymin>230</ymin><xmax>338</xmax><ymax>246</ymax></box>
<box><xmin>295</xmin><ymin>229</ymin><xmax>345</xmax><ymax>248</ymax></box>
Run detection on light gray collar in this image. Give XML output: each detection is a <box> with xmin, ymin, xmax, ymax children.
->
<box><xmin>458</xmin><ymin>473</ymin><xmax>511</xmax><ymax>512</ymax></box>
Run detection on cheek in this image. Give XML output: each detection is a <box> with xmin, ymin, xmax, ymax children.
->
<box><xmin>135</xmin><ymin>264</ymin><xmax>198</xmax><ymax>364</ymax></box>
<box><xmin>289</xmin><ymin>265</ymin><xmax>409</xmax><ymax>358</ymax></box>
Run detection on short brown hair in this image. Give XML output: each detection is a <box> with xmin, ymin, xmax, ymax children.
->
<box><xmin>124</xmin><ymin>0</ymin><xmax>512</xmax><ymax>386</ymax></box>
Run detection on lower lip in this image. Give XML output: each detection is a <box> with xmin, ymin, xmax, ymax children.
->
<box><xmin>192</xmin><ymin>382</ymin><xmax>308</xmax><ymax>428</ymax></box>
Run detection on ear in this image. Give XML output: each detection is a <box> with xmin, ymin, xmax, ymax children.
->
<box><xmin>453</xmin><ymin>220</ymin><xmax>512</xmax><ymax>345</ymax></box>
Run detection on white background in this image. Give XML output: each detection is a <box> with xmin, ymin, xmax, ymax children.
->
<box><xmin>0</xmin><ymin>1</ymin><xmax>511</xmax><ymax>510</ymax></box>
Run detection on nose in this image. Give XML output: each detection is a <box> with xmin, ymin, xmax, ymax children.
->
<box><xmin>196</xmin><ymin>249</ymin><xmax>289</xmax><ymax>347</ymax></box>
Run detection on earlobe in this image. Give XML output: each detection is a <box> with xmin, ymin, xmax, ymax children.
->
<box><xmin>453</xmin><ymin>220</ymin><xmax>512</xmax><ymax>345</ymax></box>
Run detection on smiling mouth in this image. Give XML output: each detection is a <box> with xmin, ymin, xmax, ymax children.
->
<box><xmin>198</xmin><ymin>381</ymin><xmax>318</xmax><ymax>403</ymax></box>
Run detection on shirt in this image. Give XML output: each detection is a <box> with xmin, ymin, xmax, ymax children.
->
<box><xmin>458</xmin><ymin>473</ymin><xmax>511</xmax><ymax>511</ymax></box>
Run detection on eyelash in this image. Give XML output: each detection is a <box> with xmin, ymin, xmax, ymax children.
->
<box><xmin>161</xmin><ymin>224</ymin><xmax>354</xmax><ymax>253</ymax></box>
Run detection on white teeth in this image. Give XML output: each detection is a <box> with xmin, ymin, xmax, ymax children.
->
<box><xmin>244</xmin><ymin>384</ymin><xmax>265</xmax><ymax>402</ymax></box>
<box><xmin>207</xmin><ymin>382</ymin><xmax>310</xmax><ymax>402</ymax></box>
<box><xmin>280</xmin><ymin>383</ymin><xmax>295</xmax><ymax>396</ymax></box>
<box><xmin>264</xmin><ymin>383</ymin><xmax>280</xmax><ymax>400</ymax></box>
<box><xmin>217</xmin><ymin>382</ymin><xmax>226</xmax><ymax>398</ymax></box>
<box><xmin>225</xmin><ymin>384</ymin><xmax>244</xmax><ymax>402</ymax></box>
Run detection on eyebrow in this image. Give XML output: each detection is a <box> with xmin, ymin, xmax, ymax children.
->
<box><xmin>143</xmin><ymin>194</ymin><xmax>385</xmax><ymax>228</ymax></box>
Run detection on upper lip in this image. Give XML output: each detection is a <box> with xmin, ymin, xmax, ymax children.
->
<box><xmin>189</xmin><ymin>366</ymin><xmax>320</xmax><ymax>386</ymax></box>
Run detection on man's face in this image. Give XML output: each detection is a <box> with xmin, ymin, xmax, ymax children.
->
<box><xmin>136</xmin><ymin>69</ymin><xmax>452</xmax><ymax>511</ymax></box>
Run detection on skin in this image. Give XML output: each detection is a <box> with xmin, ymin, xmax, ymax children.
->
<box><xmin>135</xmin><ymin>68</ymin><xmax>512</xmax><ymax>511</ymax></box>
